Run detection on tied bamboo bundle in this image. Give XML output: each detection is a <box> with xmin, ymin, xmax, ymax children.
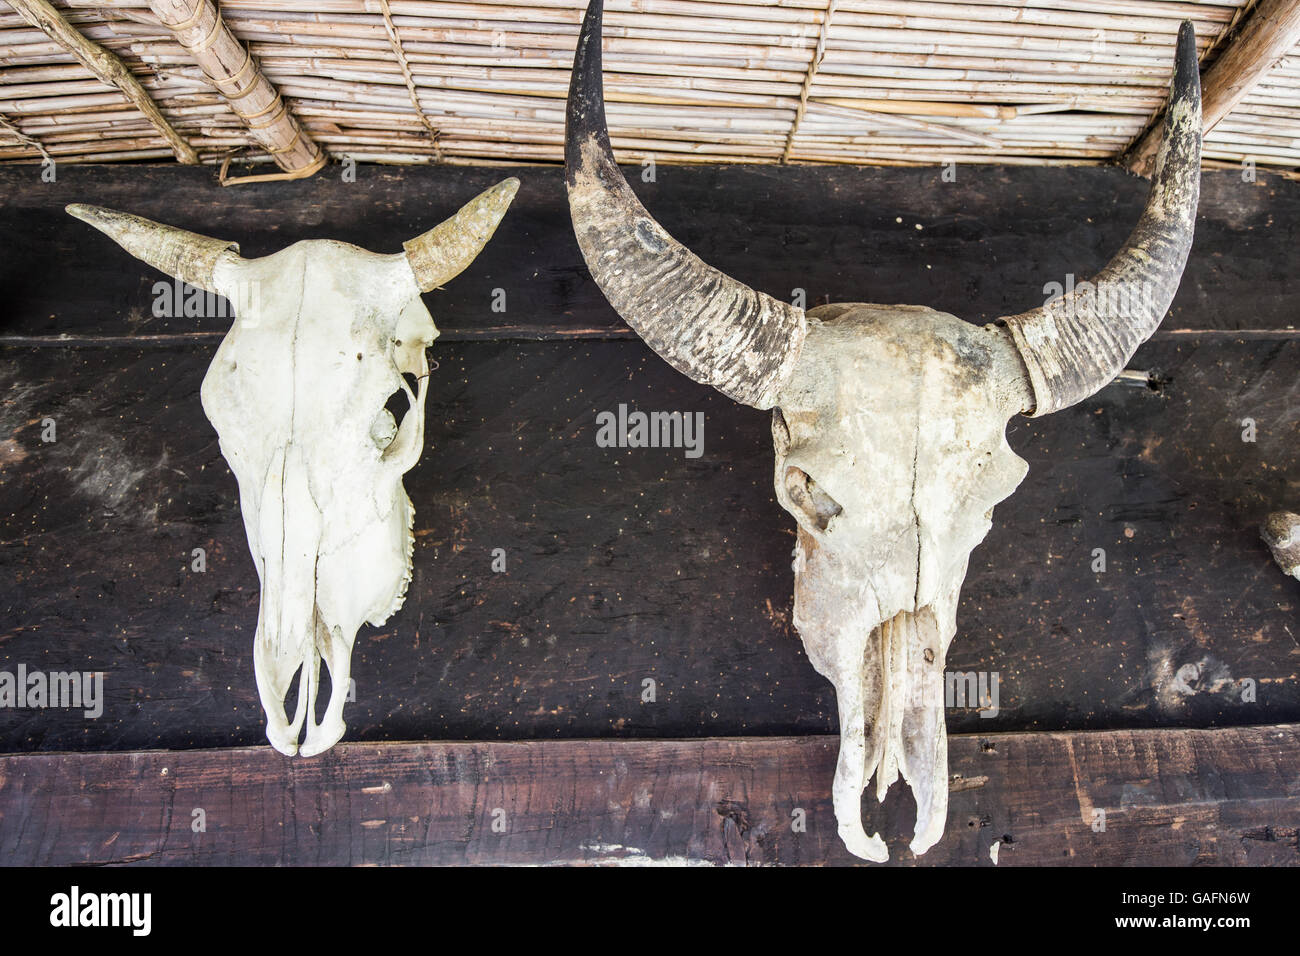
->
<box><xmin>147</xmin><ymin>0</ymin><xmax>325</xmax><ymax>182</ymax></box>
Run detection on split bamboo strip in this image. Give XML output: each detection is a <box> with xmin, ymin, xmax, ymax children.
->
<box><xmin>801</xmin><ymin>99</ymin><xmax>1004</xmax><ymax>147</ymax></box>
<box><xmin>146</xmin><ymin>0</ymin><xmax>324</xmax><ymax>179</ymax></box>
<box><xmin>4</xmin><ymin>0</ymin><xmax>197</xmax><ymax>161</ymax></box>
<box><xmin>1126</xmin><ymin>0</ymin><xmax>1300</xmax><ymax>173</ymax></box>
<box><xmin>812</xmin><ymin>98</ymin><xmax>1014</xmax><ymax>119</ymax></box>
<box><xmin>0</xmin><ymin>112</ymin><xmax>53</xmax><ymax>162</ymax></box>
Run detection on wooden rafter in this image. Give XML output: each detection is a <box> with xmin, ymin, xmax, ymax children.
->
<box><xmin>1125</xmin><ymin>0</ymin><xmax>1300</xmax><ymax>176</ymax></box>
<box><xmin>4</xmin><ymin>0</ymin><xmax>198</xmax><ymax>164</ymax></box>
<box><xmin>147</xmin><ymin>0</ymin><xmax>324</xmax><ymax>181</ymax></box>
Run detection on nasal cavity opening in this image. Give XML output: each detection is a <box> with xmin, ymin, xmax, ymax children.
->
<box><xmin>314</xmin><ymin>661</ymin><xmax>335</xmax><ymax>729</ymax></box>
<box><xmin>280</xmin><ymin>659</ymin><xmax>337</xmax><ymax>742</ymax></box>
<box><xmin>282</xmin><ymin>661</ymin><xmax>305</xmax><ymax>727</ymax></box>
<box><xmin>784</xmin><ymin>466</ymin><xmax>843</xmax><ymax>532</ymax></box>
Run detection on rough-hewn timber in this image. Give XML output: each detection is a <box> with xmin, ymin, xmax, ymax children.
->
<box><xmin>0</xmin><ymin>335</ymin><xmax>1294</xmax><ymax>752</ymax></box>
<box><xmin>1</xmin><ymin>726</ymin><xmax>1297</xmax><ymax>866</ymax></box>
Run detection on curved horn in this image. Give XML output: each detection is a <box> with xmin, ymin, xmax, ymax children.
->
<box><xmin>1002</xmin><ymin>21</ymin><xmax>1202</xmax><ymax>416</ymax></box>
<box><xmin>565</xmin><ymin>0</ymin><xmax>806</xmax><ymax>410</ymax></box>
<box><xmin>404</xmin><ymin>178</ymin><xmax>520</xmax><ymax>293</ymax></box>
<box><xmin>67</xmin><ymin>203</ymin><xmax>240</xmax><ymax>294</ymax></box>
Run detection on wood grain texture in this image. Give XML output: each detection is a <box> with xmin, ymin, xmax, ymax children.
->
<box><xmin>1</xmin><ymin>725</ymin><xmax>1297</xmax><ymax>866</ymax></box>
<box><xmin>1</xmin><ymin>164</ymin><xmax>1298</xmax><ymax>341</ymax></box>
<box><xmin>0</xmin><ymin>334</ymin><xmax>1295</xmax><ymax>752</ymax></box>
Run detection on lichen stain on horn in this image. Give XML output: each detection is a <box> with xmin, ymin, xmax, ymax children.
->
<box><xmin>564</xmin><ymin>0</ymin><xmax>1202</xmax><ymax>862</ymax></box>
<box><xmin>68</xmin><ymin>182</ymin><xmax>516</xmax><ymax>757</ymax></box>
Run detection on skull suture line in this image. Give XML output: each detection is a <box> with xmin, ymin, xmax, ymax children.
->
<box><xmin>69</xmin><ymin>180</ymin><xmax>518</xmax><ymax>757</ymax></box>
<box><xmin>566</xmin><ymin>0</ymin><xmax>1201</xmax><ymax>861</ymax></box>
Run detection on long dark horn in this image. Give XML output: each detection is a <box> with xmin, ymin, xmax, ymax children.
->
<box><xmin>565</xmin><ymin>0</ymin><xmax>806</xmax><ymax>409</ymax></box>
<box><xmin>1002</xmin><ymin>21</ymin><xmax>1202</xmax><ymax>416</ymax></box>
<box><xmin>66</xmin><ymin>204</ymin><xmax>240</xmax><ymax>294</ymax></box>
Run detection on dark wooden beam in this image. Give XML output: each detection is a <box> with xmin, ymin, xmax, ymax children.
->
<box><xmin>1</xmin><ymin>725</ymin><xmax>1297</xmax><ymax>865</ymax></box>
<box><xmin>0</xmin><ymin>334</ymin><xmax>1295</xmax><ymax>752</ymax></box>
<box><xmin>1126</xmin><ymin>0</ymin><xmax>1300</xmax><ymax>176</ymax></box>
<box><xmin>3</xmin><ymin>164</ymin><xmax>1299</xmax><ymax>343</ymax></box>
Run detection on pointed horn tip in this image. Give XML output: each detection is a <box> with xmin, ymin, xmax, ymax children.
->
<box><xmin>492</xmin><ymin>176</ymin><xmax>520</xmax><ymax>205</ymax></box>
<box><xmin>465</xmin><ymin>177</ymin><xmax>519</xmax><ymax>218</ymax></box>
<box><xmin>1174</xmin><ymin>21</ymin><xmax>1200</xmax><ymax>98</ymax></box>
<box><xmin>65</xmin><ymin>203</ymin><xmax>108</xmax><ymax>225</ymax></box>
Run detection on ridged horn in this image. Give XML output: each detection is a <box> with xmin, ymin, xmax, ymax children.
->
<box><xmin>564</xmin><ymin>0</ymin><xmax>806</xmax><ymax>410</ymax></box>
<box><xmin>67</xmin><ymin>203</ymin><xmax>240</xmax><ymax>294</ymax></box>
<box><xmin>403</xmin><ymin>178</ymin><xmax>520</xmax><ymax>293</ymax></box>
<box><xmin>1002</xmin><ymin>20</ymin><xmax>1202</xmax><ymax>416</ymax></box>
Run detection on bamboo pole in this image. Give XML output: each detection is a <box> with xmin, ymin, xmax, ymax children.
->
<box><xmin>146</xmin><ymin>0</ymin><xmax>325</xmax><ymax>180</ymax></box>
<box><xmin>4</xmin><ymin>0</ymin><xmax>198</xmax><ymax>162</ymax></box>
<box><xmin>1125</xmin><ymin>0</ymin><xmax>1300</xmax><ymax>175</ymax></box>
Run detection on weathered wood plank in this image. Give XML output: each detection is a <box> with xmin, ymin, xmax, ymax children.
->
<box><xmin>1</xmin><ymin>725</ymin><xmax>1296</xmax><ymax>865</ymax></box>
<box><xmin>1</xmin><ymin>163</ymin><xmax>1297</xmax><ymax>341</ymax></box>
<box><xmin>0</xmin><ymin>335</ymin><xmax>1295</xmax><ymax>752</ymax></box>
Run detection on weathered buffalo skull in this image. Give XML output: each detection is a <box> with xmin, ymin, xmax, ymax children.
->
<box><xmin>69</xmin><ymin>180</ymin><xmax>518</xmax><ymax>756</ymax></box>
<box><xmin>1263</xmin><ymin>512</ymin><xmax>1300</xmax><ymax>580</ymax></box>
<box><xmin>566</xmin><ymin>0</ymin><xmax>1200</xmax><ymax>861</ymax></box>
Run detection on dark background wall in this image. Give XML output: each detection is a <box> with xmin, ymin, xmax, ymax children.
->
<box><xmin>0</xmin><ymin>163</ymin><xmax>1296</xmax><ymax>865</ymax></box>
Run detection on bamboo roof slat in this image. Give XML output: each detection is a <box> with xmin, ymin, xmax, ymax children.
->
<box><xmin>2</xmin><ymin>0</ymin><xmax>1297</xmax><ymax>172</ymax></box>
<box><xmin>4</xmin><ymin>0</ymin><xmax>196</xmax><ymax>161</ymax></box>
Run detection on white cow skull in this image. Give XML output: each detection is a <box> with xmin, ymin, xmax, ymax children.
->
<box><xmin>566</xmin><ymin>0</ymin><xmax>1201</xmax><ymax>861</ymax></box>
<box><xmin>69</xmin><ymin>179</ymin><xmax>517</xmax><ymax>756</ymax></box>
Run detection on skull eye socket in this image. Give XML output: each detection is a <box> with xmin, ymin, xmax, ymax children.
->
<box><xmin>371</xmin><ymin>372</ymin><xmax>420</xmax><ymax>449</ymax></box>
<box><xmin>784</xmin><ymin>466</ymin><xmax>843</xmax><ymax>532</ymax></box>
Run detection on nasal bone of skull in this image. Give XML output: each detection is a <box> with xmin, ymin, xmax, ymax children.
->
<box><xmin>828</xmin><ymin>604</ymin><xmax>954</xmax><ymax>862</ymax></box>
<box><xmin>792</xmin><ymin>523</ymin><xmax>960</xmax><ymax>862</ymax></box>
<box><xmin>251</xmin><ymin>443</ymin><xmax>347</xmax><ymax>757</ymax></box>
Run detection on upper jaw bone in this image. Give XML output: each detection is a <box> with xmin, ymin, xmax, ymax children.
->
<box><xmin>794</xmin><ymin>528</ymin><xmax>960</xmax><ymax>862</ymax></box>
<box><xmin>255</xmin><ymin>616</ymin><xmax>353</xmax><ymax>758</ymax></box>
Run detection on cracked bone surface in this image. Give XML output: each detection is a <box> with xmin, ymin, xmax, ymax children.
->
<box><xmin>565</xmin><ymin>0</ymin><xmax>1201</xmax><ymax>860</ymax></box>
<box><xmin>67</xmin><ymin>179</ymin><xmax>518</xmax><ymax>756</ymax></box>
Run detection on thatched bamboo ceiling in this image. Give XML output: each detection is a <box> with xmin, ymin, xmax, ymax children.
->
<box><xmin>1</xmin><ymin>0</ymin><xmax>1297</xmax><ymax>173</ymax></box>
